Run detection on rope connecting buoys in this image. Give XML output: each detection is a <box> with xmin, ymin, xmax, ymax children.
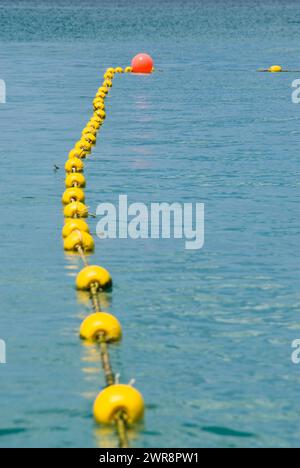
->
<box><xmin>60</xmin><ymin>59</ymin><xmax>154</xmax><ymax>447</ymax></box>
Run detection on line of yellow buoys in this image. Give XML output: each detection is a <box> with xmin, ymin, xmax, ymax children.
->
<box><xmin>61</xmin><ymin>65</ymin><xmax>145</xmax><ymax>448</ymax></box>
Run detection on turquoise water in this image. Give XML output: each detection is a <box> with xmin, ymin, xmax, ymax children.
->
<box><xmin>1</xmin><ymin>0</ymin><xmax>300</xmax><ymax>448</ymax></box>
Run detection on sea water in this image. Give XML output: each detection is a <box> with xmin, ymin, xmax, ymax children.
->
<box><xmin>0</xmin><ymin>0</ymin><xmax>300</xmax><ymax>448</ymax></box>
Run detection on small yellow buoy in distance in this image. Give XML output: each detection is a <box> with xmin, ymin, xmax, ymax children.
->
<box><xmin>65</xmin><ymin>173</ymin><xmax>86</xmax><ymax>189</ymax></box>
<box><xmin>92</xmin><ymin>113</ymin><xmax>104</xmax><ymax>122</ymax></box>
<box><xmin>93</xmin><ymin>101</ymin><xmax>105</xmax><ymax>111</ymax></box>
<box><xmin>62</xmin><ymin>219</ymin><xmax>90</xmax><ymax>238</ymax></box>
<box><xmin>93</xmin><ymin>384</ymin><xmax>145</xmax><ymax>425</ymax></box>
<box><xmin>76</xmin><ymin>265</ymin><xmax>112</xmax><ymax>291</ymax></box>
<box><xmin>80</xmin><ymin>312</ymin><xmax>122</xmax><ymax>342</ymax></box>
<box><xmin>98</xmin><ymin>86</ymin><xmax>108</xmax><ymax>95</ymax></box>
<box><xmin>82</xmin><ymin>126</ymin><xmax>98</xmax><ymax>136</ymax></box>
<box><xmin>64</xmin><ymin>230</ymin><xmax>95</xmax><ymax>252</ymax></box>
<box><xmin>96</xmin><ymin>91</ymin><xmax>106</xmax><ymax>100</ymax></box>
<box><xmin>83</xmin><ymin>133</ymin><xmax>97</xmax><ymax>145</ymax></box>
<box><xmin>107</xmin><ymin>67</ymin><xmax>115</xmax><ymax>73</ymax></box>
<box><xmin>103</xmin><ymin>79</ymin><xmax>113</xmax><ymax>88</ymax></box>
<box><xmin>75</xmin><ymin>139</ymin><xmax>92</xmax><ymax>153</ymax></box>
<box><xmin>65</xmin><ymin>158</ymin><xmax>84</xmax><ymax>173</ymax></box>
<box><xmin>104</xmin><ymin>71</ymin><xmax>114</xmax><ymax>80</ymax></box>
<box><xmin>94</xmin><ymin>109</ymin><xmax>106</xmax><ymax>120</ymax></box>
<box><xmin>68</xmin><ymin>148</ymin><xmax>86</xmax><ymax>159</ymax></box>
<box><xmin>89</xmin><ymin>119</ymin><xmax>101</xmax><ymax>130</ymax></box>
<box><xmin>62</xmin><ymin>187</ymin><xmax>85</xmax><ymax>205</ymax></box>
<box><xmin>64</xmin><ymin>201</ymin><xmax>88</xmax><ymax>218</ymax></box>
<box><xmin>268</xmin><ymin>65</ymin><xmax>282</xmax><ymax>73</ymax></box>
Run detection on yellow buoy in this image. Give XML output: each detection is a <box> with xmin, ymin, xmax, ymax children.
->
<box><xmin>76</xmin><ymin>265</ymin><xmax>112</xmax><ymax>291</ymax></box>
<box><xmin>83</xmin><ymin>133</ymin><xmax>97</xmax><ymax>145</ymax></box>
<box><xmin>69</xmin><ymin>149</ymin><xmax>87</xmax><ymax>159</ymax></box>
<box><xmin>93</xmin><ymin>96</ymin><xmax>105</xmax><ymax>105</ymax></box>
<box><xmin>80</xmin><ymin>312</ymin><xmax>122</xmax><ymax>342</ymax></box>
<box><xmin>92</xmin><ymin>119</ymin><xmax>104</xmax><ymax>128</ymax></box>
<box><xmin>65</xmin><ymin>159</ymin><xmax>84</xmax><ymax>173</ymax></box>
<box><xmin>95</xmin><ymin>93</ymin><xmax>105</xmax><ymax>100</ymax></box>
<box><xmin>62</xmin><ymin>187</ymin><xmax>85</xmax><ymax>205</ymax></box>
<box><xmin>82</xmin><ymin>126</ymin><xmax>97</xmax><ymax>136</ymax></box>
<box><xmin>268</xmin><ymin>65</ymin><xmax>282</xmax><ymax>73</ymax></box>
<box><xmin>94</xmin><ymin>95</ymin><xmax>104</xmax><ymax>103</ymax></box>
<box><xmin>94</xmin><ymin>109</ymin><xmax>106</xmax><ymax>120</ymax></box>
<box><xmin>64</xmin><ymin>230</ymin><xmax>94</xmax><ymax>252</ymax></box>
<box><xmin>62</xmin><ymin>219</ymin><xmax>90</xmax><ymax>238</ymax></box>
<box><xmin>96</xmin><ymin>91</ymin><xmax>106</xmax><ymax>100</ymax></box>
<box><xmin>106</xmin><ymin>67</ymin><xmax>115</xmax><ymax>75</ymax></box>
<box><xmin>92</xmin><ymin>112</ymin><xmax>104</xmax><ymax>121</ymax></box>
<box><xmin>75</xmin><ymin>139</ymin><xmax>92</xmax><ymax>152</ymax></box>
<box><xmin>98</xmin><ymin>86</ymin><xmax>108</xmax><ymax>95</ymax></box>
<box><xmin>115</xmin><ymin>67</ymin><xmax>124</xmax><ymax>73</ymax></box>
<box><xmin>93</xmin><ymin>101</ymin><xmax>105</xmax><ymax>111</ymax></box>
<box><xmin>125</xmin><ymin>66</ymin><xmax>133</xmax><ymax>73</ymax></box>
<box><xmin>64</xmin><ymin>201</ymin><xmax>88</xmax><ymax>218</ymax></box>
<box><xmin>89</xmin><ymin>119</ymin><xmax>101</xmax><ymax>129</ymax></box>
<box><xmin>68</xmin><ymin>148</ymin><xmax>86</xmax><ymax>159</ymax></box>
<box><xmin>104</xmin><ymin>72</ymin><xmax>114</xmax><ymax>81</ymax></box>
<box><xmin>65</xmin><ymin>173</ymin><xmax>86</xmax><ymax>189</ymax></box>
<box><xmin>93</xmin><ymin>384</ymin><xmax>145</xmax><ymax>425</ymax></box>
<box><xmin>93</xmin><ymin>104</ymin><xmax>104</xmax><ymax>112</ymax></box>
<box><xmin>103</xmin><ymin>79</ymin><xmax>113</xmax><ymax>88</ymax></box>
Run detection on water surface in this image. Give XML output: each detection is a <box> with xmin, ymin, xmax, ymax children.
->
<box><xmin>0</xmin><ymin>0</ymin><xmax>300</xmax><ymax>448</ymax></box>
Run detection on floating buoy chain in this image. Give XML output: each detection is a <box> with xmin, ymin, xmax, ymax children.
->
<box><xmin>61</xmin><ymin>57</ymin><xmax>154</xmax><ymax>447</ymax></box>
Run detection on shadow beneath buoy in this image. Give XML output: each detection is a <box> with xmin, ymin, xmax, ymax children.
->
<box><xmin>93</xmin><ymin>422</ymin><xmax>144</xmax><ymax>448</ymax></box>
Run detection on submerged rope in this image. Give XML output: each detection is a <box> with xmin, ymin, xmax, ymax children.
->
<box><xmin>76</xmin><ymin>245</ymin><xmax>89</xmax><ymax>267</ymax></box>
<box><xmin>90</xmin><ymin>282</ymin><xmax>102</xmax><ymax>313</ymax></box>
<box><xmin>115</xmin><ymin>411</ymin><xmax>129</xmax><ymax>449</ymax></box>
<box><xmin>97</xmin><ymin>332</ymin><xmax>115</xmax><ymax>386</ymax></box>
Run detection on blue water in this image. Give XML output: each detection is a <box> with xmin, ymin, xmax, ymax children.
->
<box><xmin>1</xmin><ymin>0</ymin><xmax>300</xmax><ymax>448</ymax></box>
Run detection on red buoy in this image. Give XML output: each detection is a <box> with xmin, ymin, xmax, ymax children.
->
<box><xmin>131</xmin><ymin>53</ymin><xmax>154</xmax><ymax>74</ymax></box>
